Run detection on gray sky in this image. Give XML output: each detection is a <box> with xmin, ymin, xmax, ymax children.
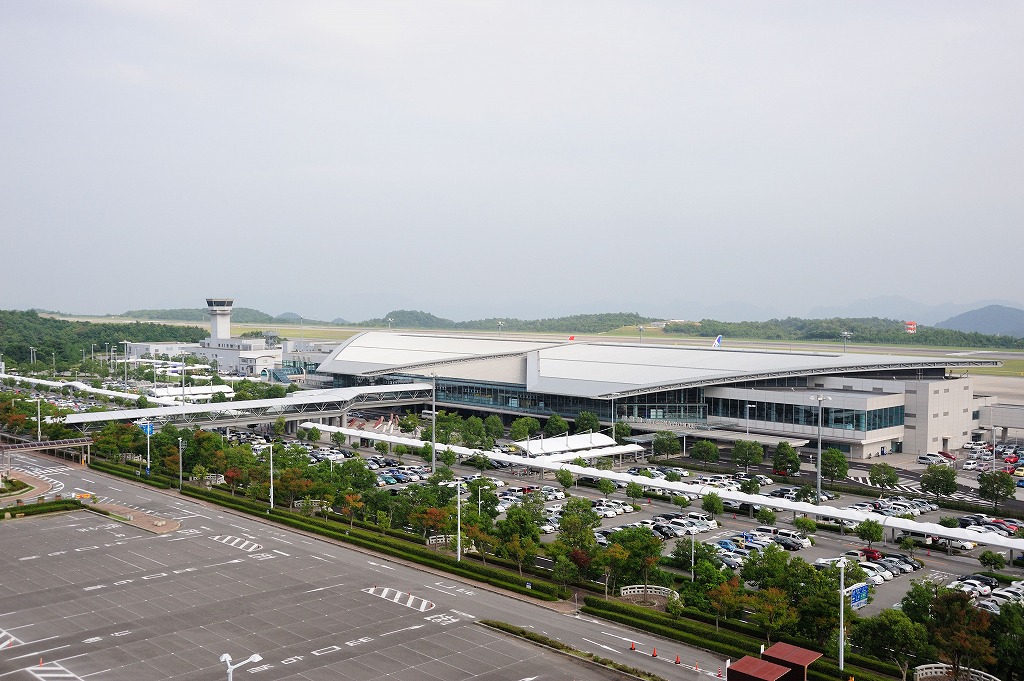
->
<box><xmin>2</xmin><ymin>2</ymin><xmax>1022</xmax><ymax>323</ymax></box>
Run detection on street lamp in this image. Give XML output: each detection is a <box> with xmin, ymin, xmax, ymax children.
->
<box><xmin>21</xmin><ymin>397</ymin><xmax>42</xmax><ymax>441</ymax></box>
<box><xmin>430</xmin><ymin>372</ymin><xmax>437</xmax><ymax>474</ymax></box>
<box><xmin>386</xmin><ymin>317</ymin><xmax>394</xmax><ymax>331</ymax></box>
<box><xmin>91</xmin><ymin>344</ymin><xmax>96</xmax><ymax>362</ymax></box>
<box><xmin>177</xmin><ymin>437</ymin><xmax>185</xmax><ymax>491</ymax></box>
<box><xmin>840</xmin><ymin>331</ymin><xmax>852</xmax><ymax>352</ymax></box>
<box><xmin>497</xmin><ymin>320</ymin><xmax>504</xmax><ymax>339</ymax></box>
<box><xmin>456</xmin><ymin>479</ymin><xmax>462</xmax><ymax>562</ymax></box>
<box><xmin>745</xmin><ymin>403</ymin><xmax>756</xmax><ymax>436</ymax></box>
<box><xmin>637</xmin><ymin>326</ymin><xmax>645</xmax><ymax>344</ymax></box>
<box><xmin>269</xmin><ymin>443</ymin><xmax>275</xmax><ymax>512</ymax></box>
<box><xmin>220</xmin><ymin>653</ymin><xmax>263</xmax><ymax>681</ymax></box>
<box><xmin>837</xmin><ymin>558</ymin><xmax>847</xmax><ymax>671</ymax></box>
<box><xmin>810</xmin><ymin>394</ymin><xmax>832</xmax><ymax>504</ymax></box>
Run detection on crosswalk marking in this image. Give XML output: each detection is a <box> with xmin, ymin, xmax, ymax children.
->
<box><xmin>26</xmin><ymin>662</ymin><xmax>81</xmax><ymax>680</ymax></box>
<box><xmin>846</xmin><ymin>475</ymin><xmax>982</xmax><ymax>502</ymax></box>
<box><xmin>362</xmin><ymin>586</ymin><xmax>435</xmax><ymax>612</ymax></box>
<box><xmin>210</xmin><ymin>535</ymin><xmax>263</xmax><ymax>552</ymax></box>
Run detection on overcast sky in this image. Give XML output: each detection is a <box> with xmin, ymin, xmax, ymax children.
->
<box><xmin>2</xmin><ymin>2</ymin><xmax>1022</xmax><ymax>323</ymax></box>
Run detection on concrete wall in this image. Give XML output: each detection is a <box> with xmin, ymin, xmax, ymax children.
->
<box><xmin>902</xmin><ymin>377</ymin><xmax>974</xmax><ymax>455</ymax></box>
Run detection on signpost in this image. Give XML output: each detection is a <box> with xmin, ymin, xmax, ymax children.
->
<box><xmin>138</xmin><ymin>422</ymin><xmax>154</xmax><ymax>476</ymax></box>
<box><xmin>847</xmin><ymin>582</ymin><xmax>869</xmax><ymax>610</ymax></box>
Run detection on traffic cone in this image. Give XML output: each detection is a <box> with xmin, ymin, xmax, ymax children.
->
<box><xmin>652</xmin><ymin>647</ymin><xmax>657</xmax><ymax>658</ymax></box>
<box><xmin>630</xmin><ymin>641</ymin><xmax>635</xmax><ymax>651</ymax></box>
<box><xmin>39</xmin><ymin>658</ymin><xmax>43</xmax><ymax>666</ymax></box>
<box><xmin>696</xmin><ymin>660</ymin><xmax>699</xmax><ymax>671</ymax></box>
<box><xmin>675</xmin><ymin>655</ymin><xmax>681</xmax><ymax>665</ymax></box>
<box><xmin>718</xmin><ymin>666</ymin><xmax>723</xmax><ymax>677</ymax></box>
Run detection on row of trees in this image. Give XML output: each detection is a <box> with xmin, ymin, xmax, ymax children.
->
<box><xmin>664</xmin><ymin>316</ymin><xmax>1024</xmax><ymax>349</ymax></box>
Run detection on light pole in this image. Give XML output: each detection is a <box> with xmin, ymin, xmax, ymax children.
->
<box><xmin>637</xmin><ymin>325</ymin><xmax>645</xmax><ymax>344</ymax></box>
<box><xmin>220</xmin><ymin>653</ymin><xmax>263</xmax><ymax>681</ymax></box>
<box><xmin>840</xmin><ymin>331</ymin><xmax>852</xmax><ymax>352</ymax></box>
<box><xmin>23</xmin><ymin>397</ymin><xmax>42</xmax><ymax>441</ymax></box>
<box><xmin>91</xmin><ymin>344</ymin><xmax>96</xmax><ymax>362</ymax></box>
<box><xmin>810</xmin><ymin>394</ymin><xmax>831</xmax><ymax>504</ymax></box>
<box><xmin>838</xmin><ymin>558</ymin><xmax>847</xmax><ymax>671</ymax></box>
<box><xmin>456</xmin><ymin>480</ymin><xmax>462</xmax><ymax>562</ymax></box>
<box><xmin>52</xmin><ymin>352</ymin><xmax>56</xmax><ymax>376</ymax></box>
<box><xmin>386</xmin><ymin>317</ymin><xmax>394</xmax><ymax>331</ymax></box>
<box><xmin>497</xmin><ymin>320</ymin><xmax>504</xmax><ymax>339</ymax></box>
<box><xmin>745</xmin><ymin>403</ymin><xmax>756</xmax><ymax>436</ymax></box>
<box><xmin>431</xmin><ymin>372</ymin><xmax>437</xmax><ymax>474</ymax></box>
<box><xmin>177</xmin><ymin>437</ymin><xmax>185</xmax><ymax>491</ymax></box>
<box><xmin>269</xmin><ymin>443</ymin><xmax>274</xmax><ymax>512</ymax></box>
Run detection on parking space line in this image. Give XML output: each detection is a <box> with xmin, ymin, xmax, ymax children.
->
<box><xmin>9</xmin><ymin>644</ymin><xmax>69</xmax><ymax>660</ymax></box>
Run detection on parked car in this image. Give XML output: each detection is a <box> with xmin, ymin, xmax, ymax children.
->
<box><xmin>773</xmin><ymin>535</ymin><xmax>803</xmax><ymax>551</ymax></box>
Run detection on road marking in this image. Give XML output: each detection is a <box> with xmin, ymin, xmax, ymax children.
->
<box><xmin>367</xmin><ymin>560</ymin><xmax>395</xmax><ymax>570</ymax></box>
<box><xmin>310</xmin><ymin>555</ymin><xmax>330</xmax><ymax>562</ymax></box>
<box><xmin>210</xmin><ymin>535</ymin><xmax>262</xmax><ymax>552</ymax></box>
<box><xmin>108</xmin><ymin>487</ymin><xmax>122</xmax><ymax>491</ymax></box>
<box><xmin>269</xmin><ymin>536</ymin><xmax>293</xmax><ymax>544</ymax></box>
<box><xmin>9</xmin><ymin>644</ymin><xmax>69</xmax><ymax>660</ymax></box>
<box><xmin>379</xmin><ymin>625</ymin><xmax>424</xmax><ymax>637</ymax></box>
<box><xmin>601</xmin><ymin>631</ymin><xmax>641</xmax><ymax>643</ymax></box>
<box><xmin>582</xmin><ymin>637</ymin><xmax>617</xmax><ymax>652</ymax></box>
<box><xmin>304</xmin><ymin>583</ymin><xmax>345</xmax><ymax>593</ymax></box>
<box><xmin>81</xmin><ymin>670</ymin><xmax>111</xmax><ymax>678</ymax></box>
<box><xmin>362</xmin><ymin>586</ymin><xmax>435</xmax><ymax>612</ymax></box>
<box><xmin>271</xmin><ymin>550</ymin><xmax>290</xmax><ymax>556</ymax></box>
<box><xmin>81</xmin><ymin>478</ymin><xmax>96</xmax><ymax>483</ymax></box>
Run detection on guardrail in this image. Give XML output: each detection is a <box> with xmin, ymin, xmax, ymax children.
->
<box><xmin>914</xmin><ymin>663</ymin><xmax>1000</xmax><ymax>681</ymax></box>
<box><xmin>619</xmin><ymin>585</ymin><xmax>678</xmax><ymax>600</ymax></box>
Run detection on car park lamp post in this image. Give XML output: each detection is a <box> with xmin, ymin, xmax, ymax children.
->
<box><xmin>431</xmin><ymin>373</ymin><xmax>437</xmax><ymax>474</ymax></box>
<box><xmin>837</xmin><ymin>558</ymin><xmax>847</xmax><ymax>671</ymax></box>
<box><xmin>269</xmin><ymin>444</ymin><xmax>274</xmax><ymax>512</ymax></box>
<box><xmin>177</xmin><ymin>437</ymin><xmax>185</xmax><ymax>491</ymax></box>
<box><xmin>456</xmin><ymin>480</ymin><xmax>462</xmax><ymax>562</ymax></box>
<box><xmin>220</xmin><ymin>653</ymin><xmax>262</xmax><ymax>681</ymax></box>
<box><xmin>637</xmin><ymin>326</ymin><xmax>645</xmax><ymax>344</ymax></box>
<box><xmin>810</xmin><ymin>394</ymin><xmax>831</xmax><ymax>505</ymax></box>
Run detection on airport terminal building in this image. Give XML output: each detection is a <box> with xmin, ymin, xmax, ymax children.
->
<box><xmin>315</xmin><ymin>332</ymin><xmax>1001</xmax><ymax>459</ymax></box>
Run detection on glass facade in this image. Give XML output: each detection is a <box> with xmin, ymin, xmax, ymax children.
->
<box><xmin>709</xmin><ymin>397</ymin><xmax>903</xmax><ymax>432</ymax></box>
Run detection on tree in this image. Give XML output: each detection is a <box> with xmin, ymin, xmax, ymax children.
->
<box><xmin>544</xmin><ymin>413</ymin><xmax>569</xmax><ymax>437</ymax></box>
<box><xmin>374</xmin><ymin>440</ymin><xmax>389</xmax><ymax>456</ymax></box>
<box><xmin>499</xmin><ymin>534</ymin><xmax>539</xmax><ymax>576</ymax></box>
<box><xmin>900</xmin><ymin>579</ymin><xmax>939</xmax><ymax>627</ymax></box>
<box><xmin>665</xmin><ymin>470</ymin><xmax>682</xmax><ymax>482</ymax></box>
<box><xmin>224</xmin><ymin>467</ymin><xmax>244</xmax><ymax>496</ymax></box>
<box><xmin>732</xmin><ymin>440</ymin><xmax>764</xmax><ymax>472</ymax></box>
<box><xmin>609</xmin><ymin>527</ymin><xmax>665</xmax><ymax>594</ymax></box>
<box><xmin>772</xmin><ymin>442</ymin><xmax>800</xmax><ymax>476</ymax></box>
<box><xmin>625</xmin><ymin>481</ymin><xmax>645</xmax><ymax>506</ymax></box>
<box><xmin>613</xmin><ymin>420</ymin><xmax>632</xmax><ymax>445</ymax></box>
<box><xmin>339</xmin><ymin>492</ymin><xmax>363</xmax><ymax>528</ymax></box>
<box><xmin>756</xmin><ymin>507</ymin><xmax>776</xmax><ymax>526</ymax></box>
<box><xmin>465</xmin><ymin>524</ymin><xmax>497</xmax><ymax>564</ymax></box>
<box><xmin>979</xmin><ymin>550</ymin><xmax>1007</xmax><ymax>571</ymax></box>
<box><xmin>691</xmin><ymin>440</ymin><xmax>719</xmax><ymax>462</ymax></box>
<box><xmin>990</xmin><ymin>602</ymin><xmax>1024</xmax><ymax>681</ymax></box>
<box><xmin>855</xmin><ymin>519</ymin><xmax>883</xmax><ymax>548</ymax></box>
<box><xmin>574</xmin><ymin>411</ymin><xmax>600</xmax><ymax>435</ymax></box>
<box><xmin>794</xmin><ymin>516</ymin><xmax>817</xmax><ymax>535</ymax></box>
<box><xmin>556</xmin><ymin>497</ymin><xmax>601</xmax><ymax>554</ymax></box>
<box><xmin>978</xmin><ymin>471</ymin><xmax>1016</xmax><ymax>510</ymax></box>
<box><xmin>920</xmin><ymin>465</ymin><xmax>958</xmax><ymax>498</ymax></box>
<box><xmin>509</xmin><ymin>417</ymin><xmax>540</xmax><ymax>441</ymax></box>
<box><xmin>702</xmin><ymin>492</ymin><xmax>724</xmax><ymax>518</ymax></box>
<box><xmin>483</xmin><ymin>414</ymin><xmax>504</xmax><ymax>441</ymax></box>
<box><xmin>652</xmin><ymin>431</ymin><xmax>681</xmax><ymax>457</ymax></box>
<box><xmin>331</xmin><ymin>431</ymin><xmax>346</xmax><ymax>448</ymax></box>
<box><xmin>930</xmin><ymin>590</ymin><xmax>995</xmax><ymax>679</ymax></box>
<box><xmin>555</xmin><ymin>468</ymin><xmax>574</xmax><ymax>493</ymax></box>
<box><xmin>868</xmin><ymin>462</ymin><xmax>899</xmax><ymax>490</ymax></box>
<box><xmin>307</xmin><ymin>426</ymin><xmax>322</xmax><ymax>443</ymax></box>
<box><xmin>708</xmin><ymin>576</ymin><xmax>745</xmax><ymax>630</ymax></box>
<box><xmin>851</xmin><ymin>609</ymin><xmax>932</xmax><ymax>681</ymax></box>
<box><xmin>552</xmin><ymin>554</ymin><xmax>579</xmax><ymax>587</ymax></box>
<box><xmin>820</xmin><ymin>447</ymin><xmax>848</xmax><ymax>483</ymax></box>
<box><xmin>460</xmin><ymin>416</ymin><xmax>487</xmax><ymax>449</ymax></box>
<box><xmin>747</xmin><ymin>587</ymin><xmax>798</xmax><ymax>643</ymax></box>
<box><xmin>397</xmin><ymin>411</ymin><xmax>421</xmax><ymax>434</ymax></box>
<box><xmin>597</xmin><ymin>478</ymin><xmax>616</xmax><ymax>498</ymax></box>
<box><xmin>794</xmin><ymin>485</ymin><xmax>819</xmax><ymax>503</ymax></box>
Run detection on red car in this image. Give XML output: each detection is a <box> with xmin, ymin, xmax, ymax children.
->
<box><xmin>860</xmin><ymin>547</ymin><xmax>883</xmax><ymax>561</ymax></box>
<box><xmin>1004</xmin><ymin>454</ymin><xmax>1020</xmax><ymax>464</ymax></box>
<box><xmin>938</xmin><ymin>451</ymin><xmax>956</xmax><ymax>460</ymax></box>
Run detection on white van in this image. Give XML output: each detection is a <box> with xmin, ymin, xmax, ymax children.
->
<box><xmin>755</xmin><ymin>525</ymin><xmax>780</xmax><ymax>536</ymax></box>
<box><xmin>776</xmin><ymin>529</ymin><xmax>811</xmax><ymax>548</ymax></box>
<box><xmin>687</xmin><ymin>511</ymin><xmax>718</xmax><ymax>529</ymax></box>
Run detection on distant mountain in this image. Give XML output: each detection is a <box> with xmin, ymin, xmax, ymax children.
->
<box><xmin>936</xmin><ymin>305</ymin><xmax>1024</xmax><ymax>338</ymax></box>
<box><xmin>121</xmin><ymin>307</ymin><xmax>280</xmax><ymax>324</ymax></box>
<box><xmin>360</xmin><ymin>310</ymin><xmax>655</xmax><ymax>334</ymax></box>
<box><xmin>808</xmin><ymin>296</ymin><xmax>1024</xmax><ymax>326</ymax></box>
<box><xmin>275</xmin><ymin>312</ymin><xmax>301</xmax><ymax>321</ymax></box>
<box><xmin>331</xmin><ymin>317</ymin><xmax>349</xmax><ymax>324</ymax></box>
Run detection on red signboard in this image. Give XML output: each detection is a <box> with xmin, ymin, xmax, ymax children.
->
<box><xmin>905</xmin><ymin>321</ymin><xmax>917</xmax><ymax>334</ymax></box>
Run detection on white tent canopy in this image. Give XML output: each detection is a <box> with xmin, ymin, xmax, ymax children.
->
<box><xmin>513</xmin><ymin>432</ymin><xmax>617</xmax><ymax>456</ymax></box>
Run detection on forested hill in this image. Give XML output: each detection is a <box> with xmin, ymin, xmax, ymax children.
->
<box><xmin>120</xmin><ymin>307</ymin><xmax>279</xmax><ymax>323</ymax></box>
<box><xmin>360</xmin><ymin>311</ymin><xmax>654</xmax><ymax>334</ymax></box>
<box><xmin>0</xmin><ymin>310</ymin><xmax>207</xmax><ymax>366</ymax></box>
<box><xmin>664</xmin><ymin>317</ymin><xmax>1024</xmax><ymax>349</ymax></box>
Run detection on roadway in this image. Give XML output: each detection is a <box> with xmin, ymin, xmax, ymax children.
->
<box><xmin>0</xmin><ymin>451</ymin><xmax>727</xmax><ymax>681</ymax></box>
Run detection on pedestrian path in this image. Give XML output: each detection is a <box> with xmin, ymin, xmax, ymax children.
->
<box><xmin>846</xmin><ymin>475</ymin><xmax>982</xmax><ymax>503</ymax></box>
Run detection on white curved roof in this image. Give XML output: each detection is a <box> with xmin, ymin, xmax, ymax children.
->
<box><xmin>315</xmin><ymin>332</ymin><xmax>1000</xmax><ymax>398</ymax></box>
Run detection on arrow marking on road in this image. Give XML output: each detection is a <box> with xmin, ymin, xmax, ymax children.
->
<box><xmin>582</xmin><ymin>638</ymin><xmax>617</xmax><ymax>652</ymax></box>
<box><xmin>379</xmin><ymin>625</ymin><xmax>424</xmax><ymax>637</ymax></box>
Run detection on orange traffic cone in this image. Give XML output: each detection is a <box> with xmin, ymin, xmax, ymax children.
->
<box><xmin>39</xmin><ymin>659</ymin><xmax>43</xmax><ymax>666</ymax></box>
<box><xmin>718</xmin><ymin>666</ymin><xmax>723</xmax><ymax>677</ymax></box>
<box><xmin>675</xmin><ymin>655</ymin><xmax>681</xmax><ymax>665</ymax></box>
<box><xmin>652</xmin><ymin>647</ymin><xmax>657</xmax><ymax>658</ymax></box>
<box><xmin>630</xmin><ymin>641</ymin><xmax>635</xmax><ymax>651</ymax></box>
<box><xmin>696</xmin><ymin>660</ymin><xmax>700</xmax><ymax>672</ymax></box>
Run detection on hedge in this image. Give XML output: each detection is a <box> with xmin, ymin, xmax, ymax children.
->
<box><xmin>88</xmin><ymin>461</ymin><xmax>174</xmax><ymax>489</ymax></box>
<box><xmin>180</xmin><ymin>485</ymin><xmax>569</xmax><ymax>601</ymax></box>
<box><xmin>2</xmin><ymin>498</ymin><xmax>84</xmax><ymax>517</ymax></box>
<box><xmin>582</xmin><ymin>596</ymin><xmax>901</xmax><ymax>680</ymax></box>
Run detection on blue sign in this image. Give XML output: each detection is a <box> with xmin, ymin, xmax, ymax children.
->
<box><xmin>850</xmin><ymin>583</ymin><xmax>869</xmax><ymax>610</ymax></box>
<box><xmin>139</xmin><ymin>422</ymin><xmax>154</xmax><ymax>436</ymax></box>
<box><xmin>146</xmin><ymin>466</ymin><xmax>150</xmax><ymax>476</ymax></box>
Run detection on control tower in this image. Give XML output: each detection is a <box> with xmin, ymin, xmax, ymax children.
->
<box><xmin>206</xmin><ymin>298</ymin><xmax>234</xmax><ymax>340</ymax></box>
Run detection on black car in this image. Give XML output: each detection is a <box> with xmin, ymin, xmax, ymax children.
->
<box><xmin>962</xmin><ymin>574</ymin><xmax>1000</xmax><ymax>589</ymax></box>
<box><xmin>958</xmin><ymin>517</ymin><xmax>979</xmax><ymax>528</ymax></box>
<box><xmin>773</xmin><ymin>535</ymin><xmax>802</xmax><ymax>551</ymax></box>
<box><xmin>883</xmin><ymin>552</ymin><xmax>923</xmax><ymax>569</ymax></box>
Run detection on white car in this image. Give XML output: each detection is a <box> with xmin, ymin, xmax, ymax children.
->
<box><xmin>962</xmin><ymin>460</ymin><xmax>979</xmax><ymax>470</ymax></box>
<box><xmin>487</xmin><ymin>477</ymin><xmax>506</xmax><ymax>487</ymax></box>
<box><xmin>860</xmin><ymin>562</ymin><xmax>894</xmax><ymax>581</ymax></box>
<box><xmin>936</xmin><ymin>538</ymin><xmax>976</xmax><ymax>550</ymax></box>
<box><xmin>594</xmin><ymin>507</ymin><xmax>618</xmax><ymax>518</ymax></box>
<box><xmin>960</xmin><ymin>579</ymin><xmax>992</xmax><ymax>596</ymax></box>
